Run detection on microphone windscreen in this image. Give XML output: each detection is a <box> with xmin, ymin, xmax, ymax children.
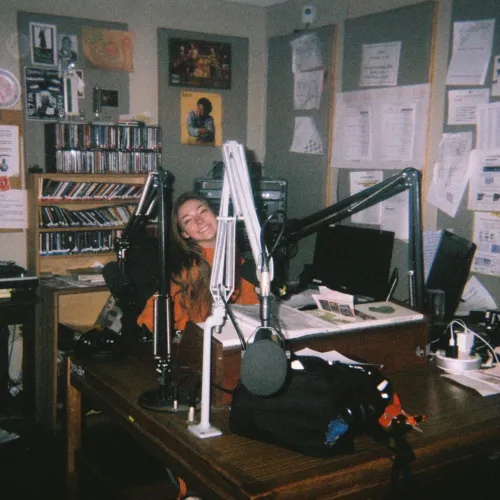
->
<box><xmin>240</xmin><ymin>339</ymin><xmax>288</xmax><ymax>396</ymax></box>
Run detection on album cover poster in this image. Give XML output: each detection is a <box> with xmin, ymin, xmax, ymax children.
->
<box><xmin>25</xmin><ymin>67</ymin><xmax>64</xmax><ymax>121</ymax></box>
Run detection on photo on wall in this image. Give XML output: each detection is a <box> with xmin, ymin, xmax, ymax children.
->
<box><xmin>169</xmin><ymin>38</ymin><xmax>231</xmax><ymax>89</ymax></box>
<box><xmin>30</xmin><ymin>22</ymin><xmax>57</xmax><ymax>67</ymax></box>
<box><xmin>180</xmin><ymin>91</ymin><xmax>222</xmax><ymax>147</ymax></box>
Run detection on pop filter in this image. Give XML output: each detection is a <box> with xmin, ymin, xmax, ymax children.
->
<box><xmin>240</xmin><ymin>327</ymin><xmax>288</xmax><ymax>396</ymax></box>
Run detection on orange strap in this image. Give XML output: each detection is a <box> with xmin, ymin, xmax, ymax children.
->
<box><xmin>176</xmin><ymin>477</ymin><xmax>188</xmax><ymax>500</ymax></box>
<box><xmin>379</xmin><ymin>393</ymin><xmax>424</xmax><ymax>429</ymax></box>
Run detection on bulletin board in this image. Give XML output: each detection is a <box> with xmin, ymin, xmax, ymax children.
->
<box><xmin>0</xmin><ymin>110</ymin><xmax>24</xmax><ymax>232</ymax></box>
<box><xmin>17</xmin><ymin>11</ymin><xmax>130</xmax><ymax>175</ymax></box>
<box><xmin>335</xmin><ymin>1</ymin><xmax>436</xmax><ymax>303</ymax></box>
<box><xmin>264</xmin><ymin>24</ymin><xmax>336</xmax><ymax>280</ymax></box>
<box><xmin>437</xmin><ymin>0</ymin><xmax>500</xmax><ymax>307</ymax></box>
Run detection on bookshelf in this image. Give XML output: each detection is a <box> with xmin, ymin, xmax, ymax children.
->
<box><xmin>27</xmin><ymin>122</ymin><xmax>162</xmax><ymax>276</ymax></box>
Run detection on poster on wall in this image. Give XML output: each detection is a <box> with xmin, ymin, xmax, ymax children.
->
<box><xmin>0</xmin><ymin>125</ymin><xmax>20</xmax><ymax>176</ymax></box>
<box><xmin>24</xmin><ymin>68</ymin><xmax>64</xmax><ymax>121</ymax></box>
<box><xmin>472</xmin><ymin>211</ymin><xmax>500</xmax><ymax>277</ymax></box>
<box><xmin>82</xmin><ymin>27</ymin><xmax>134</xmax><ymax>72</ymax></box>
<box><xmin>180</xmin><ymin>91</ymin><xmax>222</xmax><ymax>147</ymax></box>
<box><xmin>29</xmin><ymin>22</ymin><xmax>57</xmax><ymax>67</ymax></box>
<box><xmin>169</xmin><ymin>39</ymin><xmax>231</xmax><ymax>89</ymax></box>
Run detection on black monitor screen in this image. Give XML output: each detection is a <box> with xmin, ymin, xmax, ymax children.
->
<box><xmin>426</xmin><ymin>230</ymin><xmax>476</xmax><ymax>321</ymax></box>
<box><xmin>311</xmin><ymin>224</ymin><xmax>395</xmax><ymax>301</ymax></box>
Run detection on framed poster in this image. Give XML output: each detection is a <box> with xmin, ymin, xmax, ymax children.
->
<box><xmin>169</xmin><ymin>38</ymin><xmax>231</xmax><ymax>89</ymax></box>
<box><xmin>30</xmin><ymin>22</ymin><xmax>57</xmax><ymax>67</ymax></box>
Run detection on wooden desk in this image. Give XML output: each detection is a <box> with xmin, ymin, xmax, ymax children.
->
<box><xmin>0</xmin><ymin>295</ymin><xmax>39</xmax><ymax>421</ymax></box>
<box><xmin>38</xmin><ymin>280</ymin><xmax>110</xmax><ymax>430</ymax></box>
<box><xmin>66</xmin><ymin>352</ymin><xmax>500</xmax><ymax>499</ymax></box>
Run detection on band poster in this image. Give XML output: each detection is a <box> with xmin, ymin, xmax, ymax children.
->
<box><xmin>25</xmin><ymin>68</ymin><xmax>64</xmax><ymax>121</ymax></box>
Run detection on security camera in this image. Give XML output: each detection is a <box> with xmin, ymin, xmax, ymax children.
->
<box><xmin>302</xmin><ymin>5</ymin><xmax>316</xmax><ymax>24</ymax></box>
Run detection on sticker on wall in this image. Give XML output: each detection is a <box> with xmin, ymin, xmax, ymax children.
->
<box><xmin>180</xmin><ymin>91</ymin><xmax>222</xmax><ymax>147</ymax></box>
<box><xmin>82</xmin><ymin>27</ymin><xmax>134</xmax><ymax>72</ymax></box>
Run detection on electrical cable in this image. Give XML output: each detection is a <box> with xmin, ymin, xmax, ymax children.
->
<box><xmin>449</xmin><ymin>319</ymin><xmax>499</xmax><ymax>366</ymax></box>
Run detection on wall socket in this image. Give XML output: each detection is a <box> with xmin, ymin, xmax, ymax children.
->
<box><xmin>302</xmin><ymin>5</ymin><xmax>316</xmax><ymax>24</ymax></box>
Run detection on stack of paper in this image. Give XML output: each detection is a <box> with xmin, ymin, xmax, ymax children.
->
<box><xmin>67</xmin><ymin>266</ymin><xmax>105</xmax><ymax>284</ymax></box>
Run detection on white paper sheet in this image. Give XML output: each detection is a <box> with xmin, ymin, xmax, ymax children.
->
<box><xmin>477</xmin><ymin>102</ymin><xmax>500</xmax><ymax>151</ymax></box>
<box><xmin>472</xmin><ymin>211</ymin><xmax>500</xmax><ymax>277</ymax></box>
<box><xmin>0</xmin><ymin>125</ymin><xmax>20</xmax><ymax>177</ymax></box>
<box><xmin>290</xmin><ymin>116</ymin><xmax>323</xmax><ymax>155</ymax></box>
<box><xmin>447</xmin><ymin>88</ymin><xmax>490</xmax><ymax>125</ymax></box>
<box><xmin>0</xmin><ymin>189</ymin><xmax>27</xmax><ymax>229</ymax></box>
<box><xmin>290</xmin><ymin>32</ymin><xmax>323</xmax><ymax>73</ymax></box>
<box><xmin>359</xmin><ymin>41</ymin><xmax>401</xmax><ymax>87</ymax></box>
<box><xmin>381</xmin><ymin>191</ymin><xmax>408</xmax><ymax>241</ymax></box>
<box><xmin>344</xmin><ymin>106</ymin><xmax>372</xmax><ymax>161</ymax></box>
<box><xmin>427</xmin><ymin>133</ymin><xmax>474</xmax><ymax>217</ymax></box>
<box><xmin>331</xmin><ymin>84</ymin><xmax>429</xmax><ymax>170</ymax></box>
<box><xmin>468</xmin><ymin>150</ymin><xmax>500</xmax><ymax>212</ymax></box>
<box><xmin>349</xmin><ymin>170</ymin><xmax>382</xmax><ymax>224</ymax></box>
<box><xmin>446</xmin><ymin>19</ymin><xmax>495</xmax><ymax>86</ymax></box>
<box><xmin>455</xmin><ymin>276</ymin><xmax>497</xmax><ymax>315</ymax></box>
<box><xmin>379</xmin><ymin>103</ymin><xmax>416</xmax><ymax>161</ymax></box>
<box><xmin>294</xmin><ymin>70</ymin><xmax>323</xmax><ymax>110</ymax></box>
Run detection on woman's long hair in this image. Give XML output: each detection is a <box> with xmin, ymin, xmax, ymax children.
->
<box><xmin>170</xmin><ymin>192</ymin><xmax>213</xmax><ymax>320</ymax></box>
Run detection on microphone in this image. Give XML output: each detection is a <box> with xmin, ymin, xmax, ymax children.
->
<box><xmin>240</xmin><ymin>326</ymin><xmax>288</xmax><ymax>396</ymax></box>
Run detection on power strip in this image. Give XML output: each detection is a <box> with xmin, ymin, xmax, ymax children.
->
<box><xmin>435</xmin><ymin>351</ymin><xmax>482</xmax><ymax>373</ymax></box>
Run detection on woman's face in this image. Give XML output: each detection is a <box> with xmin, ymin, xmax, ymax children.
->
<box><xmin>177</xmin><ymin>199</ymin><xmax>218</xmax><ymax>248</ymax></box>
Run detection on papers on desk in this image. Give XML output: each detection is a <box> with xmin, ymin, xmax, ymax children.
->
<box><xmin>228</xmin><ymin>301</ymin><xmax>423</xmax><ymax>343</ymax></box>
<box><xmin>442</xmin><ymin>365</ymin><xmax>500</xmax><ymax>397</ymax></box>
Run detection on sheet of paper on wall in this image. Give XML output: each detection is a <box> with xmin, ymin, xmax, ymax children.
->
<box><xmin>427</xmin><ymin>132</ymin><xmax>473</xmax><ymax>217</ymax></box>
<box><xmin>472</xmin><ymin>211</ymin><xmax>500</xmax><ymax>277</ymax></box>
<box><xmin>330</xmin><ymin>84</ymin><xmax>429</xmax><ymax>170</ymax></box>
<box><xmin>0</xmin><ymin>125</ymin><xmax>20</xmax><ymax>177</ymax></box>
<box><xmin>446</xmin><ymin>19</ymin><xmax>495</xmax><ymax>86</ymax></box>
<box><xmin>447</xmin><ymin>88</ymin><xmax>490</xmax><ymax>125</ymax></box>
<box><xmin>468</xmin><ymin>150</ymin><xmax>500</xmax><ymax>212</ymax></box>
<box><xmin>349</xmin><ymin>170</ymin><xmax>382</xmax><ymax>225</ymax></box>
<box><xmin>455</xmin><ymin>275</ymin><xmax>497</xmax><ymax>316</ymax></box>
<box><xmin>379</xmin><ymin>103</ymin><xmax>416</xmax><ymax>162</ymax></box>
<box><xmin>381</xmin><ymin>191</ymin><xmax>408</xmax><ymax>241</ymax></box>
<box><xmin>294</xmin><ymin>70</ymin><xmax>323</xmax><ymax>110</ymax></box>
<box><xmin>290</xmin><ymin>32</ymin><xmax>322</xmax><ymax>73</ymax></box>
<box><xmin>492</xmin><ymin>55</ymin><xmax>500</xmax><ymax>97</ymax></box>
<box><xmin>0</xmin><ymin>189</ymin><xmax>27</xmax><ymax>229</ymax></box>
<box><xmin>359</xmin><ymin>41</ymin><xmax>401</xmax><ymax>87</ymax></box>
<box><xmin>290</xmin><ymin>116</ymin><xmax>323</xmax><ymax>155</ymax></box>
<box><xmin>344</xmin><ymin>106</ymin><xmax>372</xmax><ymax>161</ymax></box>
<box><xmin>477</xmin><ymin>102</ymin><xmax>500</xmax><ymax>150</ymax></box>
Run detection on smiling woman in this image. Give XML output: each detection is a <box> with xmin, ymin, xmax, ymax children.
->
<box><xmin>137</xmin><ymin>192</ymin><xmax>258</xmax><ymax>332</ymax></box>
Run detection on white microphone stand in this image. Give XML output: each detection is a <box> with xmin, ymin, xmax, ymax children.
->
<box><xmin>188</xmin><ymin>141</ymin><xmax>273</xmax><ymax>439</ymax></box>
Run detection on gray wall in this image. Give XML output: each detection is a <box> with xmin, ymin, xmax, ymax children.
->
<box><xmin>157</xmin><ymin>28</ymin><xmax>248</xmax><ymax>198</ymax></box>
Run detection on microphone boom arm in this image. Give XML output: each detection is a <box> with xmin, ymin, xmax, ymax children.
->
<box><xmin>285</xmin><ymin>168</ymin><xmax>425</xmax><ymax>312</ymax></box>
<box><xmin>189</xmin><ymin>141</ymin><xmax>272</xmax><ymax>439</ymax></box>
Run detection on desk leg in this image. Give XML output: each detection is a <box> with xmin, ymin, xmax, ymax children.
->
<box><xmin>65</xmin><ymin>357</ymin><xmax>82</xmax><ymax>475</ymax></box>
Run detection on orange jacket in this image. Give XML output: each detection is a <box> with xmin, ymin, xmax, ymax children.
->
<box><xmin>137</xmin><ymin>246</ymin><xmax>258</xmax><ymax>332</ymax></box>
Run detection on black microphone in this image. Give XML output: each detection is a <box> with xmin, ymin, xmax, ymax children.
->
<box><xmin>240</xmin><ymin>326</ymin><xmax>288</xmax><ymax>396</ymax></box>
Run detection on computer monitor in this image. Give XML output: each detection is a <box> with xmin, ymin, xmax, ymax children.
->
<box><xmin>426</xmin><ymin>230</ymin><xmax>476</xmax><ymax>321</ymax></box>
<box><xmin>311</xmin><ymin>224</ymin><xmax>395</xmax><ymax>301</ymax></box>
